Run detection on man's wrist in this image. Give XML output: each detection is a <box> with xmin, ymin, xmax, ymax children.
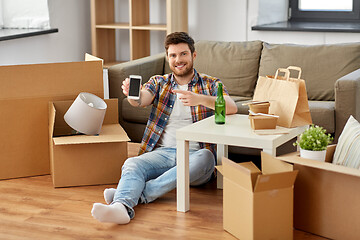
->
<box><xmin>134</xmin><ymin>97</ymin><xmax>141</xmax><ymax>107</ymax></box>
<box><xmin>199</xmin><ymin>94</ymin><xmax>216</xmax><ymax>109</ymax></box>
<box><xmin>127</xmin><ymin>97</ymin><xmax>141</xmax><ymax>107</ymax></box>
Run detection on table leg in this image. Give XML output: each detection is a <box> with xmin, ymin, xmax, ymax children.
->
<box><xmin>216</xmin><ymin>144</ymin><xmax>228</xmax><ymax>189</ymax></box>
<box><xmin>176</xmin><ymin>139</ymin><xmax>189</xmax><ymax>212</ymax></box>
<box><xmin>296</xmin><ymin>135</ymin><xmax>301</xmax><ymax>152</ymax></box>
<box><xmin>263</xmin><ymin>146</ymin><xmax>276</xmax><ymax>156</ymax></box>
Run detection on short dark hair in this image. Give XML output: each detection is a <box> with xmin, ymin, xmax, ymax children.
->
<box><xmin>164</xmin><ymin>32</ymin><xmax>195</xmax><ymax>54</ymax></box>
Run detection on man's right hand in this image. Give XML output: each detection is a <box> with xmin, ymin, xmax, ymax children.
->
<box><xmin>122</xmin><ymin>78</ymin><xmax>153</xmax><ymax>107</ymax></box>
<box><xmin>121</xmin><ymin>78</ymin><xmax>130</xmax><ymax>96</ymax></box>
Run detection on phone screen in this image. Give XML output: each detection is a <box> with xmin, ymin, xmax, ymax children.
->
<box><xmin>129</xmin><ymin>77</ymin><xmax>141</xmax><ymax>97</ymax></box>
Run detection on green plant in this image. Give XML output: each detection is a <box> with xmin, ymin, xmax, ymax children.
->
<box><xmin>294</xmin><ymin>125</ymin><xmax>333</xmax><ymax>151</ymax></box>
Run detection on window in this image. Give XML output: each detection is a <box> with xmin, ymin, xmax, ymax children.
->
<box><xmin>0</xmin><ymin>0</ymin><xmax>50</xmax><ymax>29</ymax></box>
<box><xmin>0</xmin><ymin>0</ymin><xmax>57</xmax><ymax>41</ymax></box>
<box><xmin>290</xmin><ymin>0</ymin><xmax>360</xmax><ymax>22</ymax></box>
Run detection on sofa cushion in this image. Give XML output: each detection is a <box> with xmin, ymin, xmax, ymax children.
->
<box><xmin>193</xmin><ymin>40</ymin><xmax>263</xmax><ymax>97</ymax></box>
<box><xmin>259</xmin><ymin>42</ymin><xmax>360</xmax><ymax>101</ymax></box>
<box><xmin>231</xmin><ymin>96</ymin><xmax>253</xmax><ymax>114</ymax></box>
<box><xmin>122</xmin><ymin>99</ymin><xmax>151</xmax><ymax>124</ymax></box>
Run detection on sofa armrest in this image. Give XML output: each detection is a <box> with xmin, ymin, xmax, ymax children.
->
<box><xmin>335</xmin><ymin>67</ymin><xmax>360</xmax><ymax>140</ymax></box>
<box><xmin>108</xmin><ymin>52</ymin><xmax>166</xmax><ymax>125</ymax></box>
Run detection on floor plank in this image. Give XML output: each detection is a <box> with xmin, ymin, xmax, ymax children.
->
<box><xmin>0</xmin><ymin>143</ymin><xmax>327</xmax><ymax>240</ymax></box>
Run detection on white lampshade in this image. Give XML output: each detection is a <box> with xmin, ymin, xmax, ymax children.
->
<box><xmin>64</xmin><ymin>92</ymin><xmax>107</xmax><ymax>135</ymax></box>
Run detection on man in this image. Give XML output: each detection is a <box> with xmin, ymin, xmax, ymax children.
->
<box><xmin>91</xmin><ymin>32</ymin><xmax>237</xmax><ymax>224</ymax></box>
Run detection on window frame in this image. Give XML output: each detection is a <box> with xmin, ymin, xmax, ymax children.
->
<box><xmin>289</xmin><ymin>0</ymin><xmax>360</xmax><ymax>22</ymax></box>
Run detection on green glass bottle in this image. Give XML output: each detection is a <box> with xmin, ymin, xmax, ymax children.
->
<box><xmin>215</xmin><ymin>83</ymin><xmax>226</xmax><ymax>124</ymax></box>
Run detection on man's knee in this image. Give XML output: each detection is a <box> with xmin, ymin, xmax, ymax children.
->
<box><xmin>122</xmin><ymin>156</ymin><xmax>142</xmax><ymax>172</ymax></box>
<box><xmin>193</xmin><ymin>149</ymin><xmax>215</xmax><ymax>168</ymax></box>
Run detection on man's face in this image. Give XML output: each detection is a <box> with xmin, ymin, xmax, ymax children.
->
<box><xmin>167</xmin><ymin>43</ymin><xmax>196</xmax><ymax>78</ymax></box>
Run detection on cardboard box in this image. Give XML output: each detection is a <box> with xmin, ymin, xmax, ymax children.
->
<box><xmin>249</xmin><ymin>115</ymin><xmax>277</xmax><ymax>130</ymax></box>
<box><xmin>249</xmin><ymin>102</ymin><xmax>270</xmax><ymax>114</ymax></box>
<box><xmin>49</xmin><ymin>98</ymin><xmax>130</xmax><ymax>188</ymax></box>
<box><xmin>216</xmin><ymin>154</ymin><xmax>298</xmax><ymax>240</ymax></box>
<box><xmin>276</xmin><ymin>145</ymin><xmax>360</xmax><ymax>240</ymax></box>
<box><xmin>0</xmin><ymin>58</ymin><xmax>103</xmax><ymax>180</ymax></box>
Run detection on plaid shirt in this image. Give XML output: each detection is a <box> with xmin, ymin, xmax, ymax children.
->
<box><xmin>138</xmin><ymin>69</ymin><xmax>229</xmax><ymax>157</ymax></box>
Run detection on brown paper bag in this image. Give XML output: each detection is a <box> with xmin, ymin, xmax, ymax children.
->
<box><xmin>253</xmin><ymin>66</ymin><xmax>312</xmax><ymax>128</ymax></box>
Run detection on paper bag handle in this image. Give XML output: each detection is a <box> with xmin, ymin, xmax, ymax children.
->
<box><xmin>287</xmin><ymin>66</ymin><xmax>302</xmax><ymax>79</ymax></box>
<box><xmin>274</xmin><ymin>68</ymin><xmax>290</xmax><ymax>81</ymax></box>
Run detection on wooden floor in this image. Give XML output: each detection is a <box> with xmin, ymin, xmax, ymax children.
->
<box><xmin>0</xmin><ymin>143</ymin><xmax>327</xmax><ymax>240</ymax></box>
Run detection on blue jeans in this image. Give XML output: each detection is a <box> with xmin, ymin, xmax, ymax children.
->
<box><xmin>112</xmin><ymin>147</ymin><xmax>215</xmax><ymax>219</ymax></box>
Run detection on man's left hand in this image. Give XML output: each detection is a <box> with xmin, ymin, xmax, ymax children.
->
<box><xmin>173</xmin><ymin>89</ymin><xmax>200</xmax><ymax>106</ymax></box>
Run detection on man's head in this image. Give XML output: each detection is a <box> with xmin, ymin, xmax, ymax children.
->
<box><xmin>165</xmin><ymin>32</ymin><xmax>196</xmax><ymax>79</ymax></box>
<box><xmin>164</xmin><ymin>32</ymin><xmax>195</xmax><ymax>55</ymax></box>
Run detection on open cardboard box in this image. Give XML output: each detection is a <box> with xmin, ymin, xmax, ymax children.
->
<box><xmin>0</xmin><ymin>56</ymin><xmax>103</xmax><ymax>180</ymax></box>
<box><xmin>273</xmin><ymin>144</ymin><xmax>360</xmax><ymax>240</ymax></box>
<box><xmin>216</xmin><ymin>154</ymin><xmax>298</xmax><ymax>240</ymax></box>
<box><xmin>49</xmin><ymin>98</ymin><xmax>130</xmax><ymax>188</ymax></box>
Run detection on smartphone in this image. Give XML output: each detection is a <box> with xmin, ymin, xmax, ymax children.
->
<box><xmin>128</xmin><ymin>75</ymin><xmax>142</xmax><ymax>100</ymax></box>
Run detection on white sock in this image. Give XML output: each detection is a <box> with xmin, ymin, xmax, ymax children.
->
<box><xmin>91</xmin><ymin>202</ymin><xmax>130</xmax><ymax>224</ymax></box>
<box><xmin>103</xmin><ymin>188</ymin><xmax>116</xmax><ymax>204</ymax></box>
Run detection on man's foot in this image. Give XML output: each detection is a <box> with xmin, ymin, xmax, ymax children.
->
<box><xmin>91</xmin><ymin>202</ymin><xmax>130</xmax><ymax>224</ymax></box>
<box><xmin>103</xmin><ymin>188</ymin><xmax>116</xmax><ymax>204</ymax></box>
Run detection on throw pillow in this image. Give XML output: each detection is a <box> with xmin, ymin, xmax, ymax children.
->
<box><xmin>193</xmin><ymin>40</ymin><xmax>263</xmax><ymax>97</ymax></box>
<box><xmin>332</xmin><ymin>115</ymin><xmax>360</xmax><ymax>169</ymax></box>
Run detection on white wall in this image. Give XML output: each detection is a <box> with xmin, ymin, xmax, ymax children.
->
<box><xmin>188</xmin><ymin>0</ymin><xmax>248</xmax><ymax>42</ymax></box>
<box><xmin>0</xmin><ymin>0</ymin><xmax>359</xmax><ymax>66</ymax></box>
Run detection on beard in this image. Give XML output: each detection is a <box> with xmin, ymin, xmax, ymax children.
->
<box><xmin>170</xmin><ymin>60</ymin><xmax>194</xmax><ymax>78</ymax></box>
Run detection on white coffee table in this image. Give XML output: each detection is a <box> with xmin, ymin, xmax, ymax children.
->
<box><xmin>176</xmin><ymin>114</ymin><xmax>307</xmax><ymax>212</ymax></box>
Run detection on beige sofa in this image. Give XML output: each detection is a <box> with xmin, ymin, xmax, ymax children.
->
<box><xmin>108</xmin><ymin>41</ymin><xmax>360</xmax><ymax>155</ymax></box>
